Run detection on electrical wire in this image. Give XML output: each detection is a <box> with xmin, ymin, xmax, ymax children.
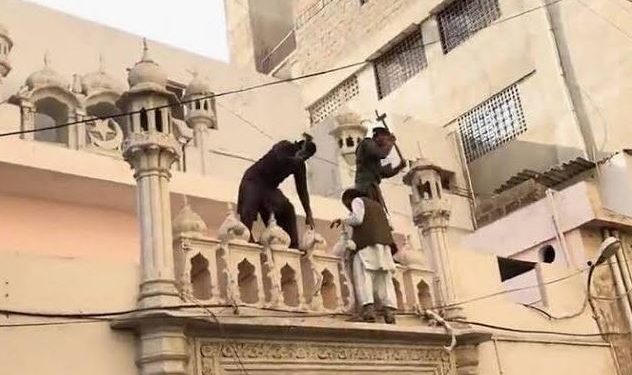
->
<box><xmin>446</xmin><ymin>318</ymin><xmax>627</xmax><ymax>337</ymax></box>
<box><xmin>0</xmin><ymin>261</ymin><xmax>612</xmax><ymax>323</ymax></box>
<box><xmin>0</xmin><ymin>0</ymin><xmax>570</xmax><ymax>140</ymax></box>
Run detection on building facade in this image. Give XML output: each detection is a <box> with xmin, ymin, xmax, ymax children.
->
<box><xmin>0</xmin><ymin>0</ymin><xmax>631</xmax><ymax>374</ymax></box>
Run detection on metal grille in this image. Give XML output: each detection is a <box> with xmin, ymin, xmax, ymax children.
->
<box><xmin>438</xmin><ymin>0</ymin><xmax>501</xmax><ymax>53</ymax></box>
<box><xmin>308</xmin><ymin>76</ymin><xmax>359</xmax><ymax>125</ymax></box>
<box><xmin>374</xmin><ymin>30</ymin><xmax>427</xmax><ymax>99</ymax></box>
<box><xmin>459</xmin><ymin>84</ymin><xmax>526</xmax><ymax>163</ymax></box>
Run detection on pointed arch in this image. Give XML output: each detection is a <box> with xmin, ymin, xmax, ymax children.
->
<box><xmin>190</xmin><ymin>253</ymin><xmax>212</xmax><ymax>300</ymax></box>
<box><xmin>237</xmin><ymin>258</ymin><xmax>258</xmax><ymax>304</ymax></box>
<box><xmin>320</xmin><ymin>269</ymin><xmax>338</xmax><ymax>310</ymax></box>
<box><xmin>280</xmin><ymin>263</ymin><xmax>300</xmax><ymax>307</ymax></box>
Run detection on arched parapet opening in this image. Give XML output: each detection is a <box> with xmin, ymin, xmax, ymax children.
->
<box><xmin>191</xmin><ymin>253</ymin><xmax>212</xmax><ymax>300</ymax></box>
<box><xmin>280</xmin><ymin>263</ymin><xmax>300</xmax><ymax>308</ymax></box>
<box><xmin>417</xmin><ymin>279</ymin><xmax>433</xmax><ymax>310</ymax></box>
<box><xmin>320</xmin><ymin>269</ymin><xmax>338</xmax><ymax>311</ymax></box>
<box><xmin>237</xmin><ymin>258</ymin><xmax>259</xmax><ymax>304</ymax></box>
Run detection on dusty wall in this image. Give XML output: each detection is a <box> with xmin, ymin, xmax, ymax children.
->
<box><xmin>0</xmin><ymin>252</ymin><xmax>138</xmax><ymax>375</ymax></box>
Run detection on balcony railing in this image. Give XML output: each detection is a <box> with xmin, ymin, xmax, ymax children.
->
<box><xmin>259</xmin><ymin>30</ymin><xmax>297</xmax><ymax>75</ymax></box>
<box><xmin>173</xmin><ymin>204</ymin><xmax>435</xmax><ymax>314</ymax></box>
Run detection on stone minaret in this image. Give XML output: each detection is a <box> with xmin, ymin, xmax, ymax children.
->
<box><xmin>118</xmin><ymin>39</ymin><xmax>182</xmax><ymax>309</ymax></box>
<box><xmin>183</xmin><ymin>71</ymin><xmax>216</xmax><ymax>174</ymax></box>
<box><xmin>0</xmin><ymin>22</ymin><xmax>12</xmax><ymax>83</ymax></box>
<box><xmin>329</xmin><ymin>111</ymin><xmax>367</xmax><ymax>188</ymax></box>
<box><xmin>117</xmin><ymin>40</ymin><xmax>188</xmax><ymax>375</ymax></box>
<box><xmin>403</xmin><ymin>158</ymin><xmax>461</xmax><ymax>317</ymax></box>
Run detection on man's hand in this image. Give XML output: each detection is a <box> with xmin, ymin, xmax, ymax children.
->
<box><xmin>305</xmin><ymin>213</ymin><xmax>315</xmax><ymax>229</ymax></box>
<box><xmin>330</xmin><ymin>218</ymin><xmax>342</xmax><ymax>229</ymax></box>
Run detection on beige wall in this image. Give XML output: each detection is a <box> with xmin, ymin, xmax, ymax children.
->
<box><xmin>291</xmin><ymin>0</ymin><xmax>632</xmax><ymax>196</ymax></box>
<box><xmin>0</xmin><ymin>0</ymin><xmax>310</xmax><ymax>184</ymax></box>
<box><xmin>0</xmin><ymin>252</ymin><xmax>138</xmax><ymax>375</ymax></box>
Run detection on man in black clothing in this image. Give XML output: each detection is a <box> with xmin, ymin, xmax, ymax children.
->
<box><xmin>354</xmin><ymin>127</ymin><xmax>406</xmax><ymax>209</ymax></box>
<box><xmin>237</xmin><ymin>136</ymin><xmax>316</xmax><ymax>249</ymax></box>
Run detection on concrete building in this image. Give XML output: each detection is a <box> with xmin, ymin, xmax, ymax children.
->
<box><xmin>0</xmin><ymin>0</ymin><xmax>631</xmax><ymax>374</ymax></box>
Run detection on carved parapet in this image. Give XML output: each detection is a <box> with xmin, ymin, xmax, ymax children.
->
<box><xmin>330</xmin><ymin>229</ymin><xmax>357</xmax><ymax>313</ymax></box>
<box><xmin>173</xmin><ymin>236</ymin><xmax>221</xmax><ymax>303</ymax></box>
<box><xmin>173</xmin><ymin>197</ymin><xmax>208</xmax><ymax>238</ymax></box>
<box><xmin>300</xmin><ymin>229</ymin><xmax>345</xmax><ymax>312</ymax></box>
<box><xmin>217</xmin><ymin>203</ymin><xmax>250</xmax><ymax>244</ymax></box>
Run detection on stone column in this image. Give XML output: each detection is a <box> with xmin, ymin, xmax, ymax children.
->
<box><xmin>20</xmin><ymin>103</ymin><xmax>35</xmax><ymax>141</ymax></box>
<box><xmin>123</xmin><ymin>132</ymin><xmax>182</xmax><ymax>309</ymax></box>
<box><xmin>137</xmin><ymin>325</ymin><xmax>189</xmax><ymax>375</ymax></box>
<box><xmin>404</xmin><ymin>158</ymin><xmax>461</xmax><ymax>318</ymax></box>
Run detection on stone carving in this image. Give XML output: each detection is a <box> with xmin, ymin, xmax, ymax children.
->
<box><xmin>260</xmin><ymin>214</ymin><xmax>288</xmax><ymax>308</ymax></box>
<box><xmin>173</xmin><ymin>196</ymin><xmax>208</xmax><ymax>236</ymax></box>
<box><xmin>331</xmin><ymin>228</ymin><xmax>357</xmax><ymax>312</ymax></box>
<box><xmin>260</xmin><ymin>214</ymin><xmax>291</xmax><ymax>249</ymax></box>
<box><xmin>217</xmin><ymin>203</ymin><xmax>250</xmax><ymax>244</ymax></box>
<box><xmin>199</xmin><ymin>340</ymin><xmax>455</xmax><ymax>375</ymax></box>
<box><xmin>217</xmin><ymin>203</ymin><xmax>250</xmax><ymax>307</ymax></box>
<box><xmin>86</xmin><ymin>118</ymin><xmax>124</xmax><ymax>151</ymax></box>
<box><xmin>300</xmin><ymin>228</ymin><xmax>328</xmax><ymax>310</ymax></box>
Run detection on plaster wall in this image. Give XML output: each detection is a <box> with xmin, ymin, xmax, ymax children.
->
<box><xmin>292</xmin><ymin>0</ymin><xmax>632</xmax><ymax>196</ymax></box>
<box><xmin>0</xmin><ymin>0</ymin><xmax>310</xmax><ymax>185</ymax></box>
<box><xmin>0</xmin><ymin>252</ymin><xmax>138</xmax><ymax>375</ymax></box>
<box><xmin>477</xmin><ymin>339</ymin><xmax>618</xmax><ymax>375</ymax></box>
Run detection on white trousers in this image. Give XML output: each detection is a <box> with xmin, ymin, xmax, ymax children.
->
<box><xmin>352</xmin><ymin>250</ymin><xmax>397</xmax><ymax>309</ymax></box>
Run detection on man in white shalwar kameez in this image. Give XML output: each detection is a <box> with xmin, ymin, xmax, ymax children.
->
<box><xmin>331</xmin><ymin>189</ymin><xmax>398</xmax><ymax>324</ymax></box>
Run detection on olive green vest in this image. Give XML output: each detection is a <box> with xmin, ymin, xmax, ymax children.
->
<box><xmin>351</xmin><ymin>198</ymin><xmax>394</xmax><ymax>250</ymax></box>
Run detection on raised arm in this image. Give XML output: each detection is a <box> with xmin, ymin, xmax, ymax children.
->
<box><xmin>294</xmin><ymin>163</ymin><xmax>314</xmax><ymax>228</ymax></box>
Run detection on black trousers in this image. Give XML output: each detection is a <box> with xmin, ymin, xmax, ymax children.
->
<box><xmin>237</xmin><ymin>177</ymin><xmax>299</xmax><ymax>249</ymax></box>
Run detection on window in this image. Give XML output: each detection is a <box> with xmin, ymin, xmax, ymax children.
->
<box><xmin>539</xmin><ymin>245</ymin><xmax>556</xmax><ymax>263</ymax></box>
<box><xmin>458</xmin><ymin>84</ymin><xmax>526</xmax><ymax>162</ymax></box>
<box><xmin>438</xmin><ymin>0</ymin><xmax>501</xmax><ymax>53</ymax></box>
<box><xmin>308</xmin><ymin>75</ymin><xmax>359</xmax><ymax>125</ymax></box>
<box><xmin>374</xmin><ymin>30</ymin><xmax>427</xmax><ymax>99</ymax></box>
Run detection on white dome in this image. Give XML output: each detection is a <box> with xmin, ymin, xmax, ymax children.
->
<box><xmin>127</xmin><ymin>40</ymin><xmax>167</xmax><ymax>90</ymax></box>
<box><xmin>184</xmin><ymin>72</ymin><xmax>212</xmax><ymax>97</ymax></box>
<box><xmin>25</xmin><ymin>55</ymin><xmax>68</xmax><ymax>90</ymax></box>
<box><xmin>82</xmin><ymin>57</ymin><xmax>122</xmax><ymax>96</ymax></box>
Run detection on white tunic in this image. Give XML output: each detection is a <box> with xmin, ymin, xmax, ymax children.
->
<box><xmin>343</xmin><ymin>198</ymin><xmax>397</xmax><ymax>273</ymax></box>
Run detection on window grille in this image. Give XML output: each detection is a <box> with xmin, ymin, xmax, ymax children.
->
<box><xmin>438</xmin><ymin>0</ymin><xmax>501</xmax><ymax>53</ymax></box>
<box><xmin>458</xmin><ymin>84</ymin><xmax>526</xmax><ymax>162</ymax></box>
<box><xmin>374</xmin><ymin>30</ymin><xmax>427</xmax><ymax>99</ymax></box>
<box><xmin>308</xmin><ymin>75</ymin><xmax>359</xmax><ymax>125</ymax></box>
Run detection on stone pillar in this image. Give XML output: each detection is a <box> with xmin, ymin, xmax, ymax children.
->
<box><xmin>124</xmin><ymin>131</ymin><xmax>181</xmax><ymax>308</ymax></box>
<box><xmin>19</xmin><ymin>103</ymin><xmax>35</xmax><ymax>141</ymax></box>
<box><xmin>117</xmin><ymin>40</ymin><xmax>189</xmax><ymax>375</ymax></box>
<box><xmin>404</xmin><ymin>158</ymin><xmax>461</xmax><ymax>318</ymax></box>
<box><xmin>117</xmin><ymin>40</ymin><xmax>183</xmax><ymax>310</ymax></box>
<box><xmin>184</xmin><ymin>72</ymin><xmax>216</xmax><ymax>175</ymax></box>
<box><xmin>138</xmin><ymin>325</ymin><xmax>189</xmax><ymax>375</ymax></box>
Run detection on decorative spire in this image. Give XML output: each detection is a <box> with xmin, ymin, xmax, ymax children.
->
<box><xmin>141</xmin><ymin>38</ymin><xmax>151</xmax><ymax>62</ymax></box>
<box><xmin>43</xmin><ymin>51</ymin><xmax>51</xmax><ymax>68</ymax></box>
<box><xmin>98</xmin><ymin>53</ymin><xmax>106</xmax><ymax>73</ymax></box>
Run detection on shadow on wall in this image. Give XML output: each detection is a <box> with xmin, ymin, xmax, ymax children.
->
<box><xmin>468</xmin><ymin>140</ymin><xmax>587</xmax><ymax>195</ymax></box>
